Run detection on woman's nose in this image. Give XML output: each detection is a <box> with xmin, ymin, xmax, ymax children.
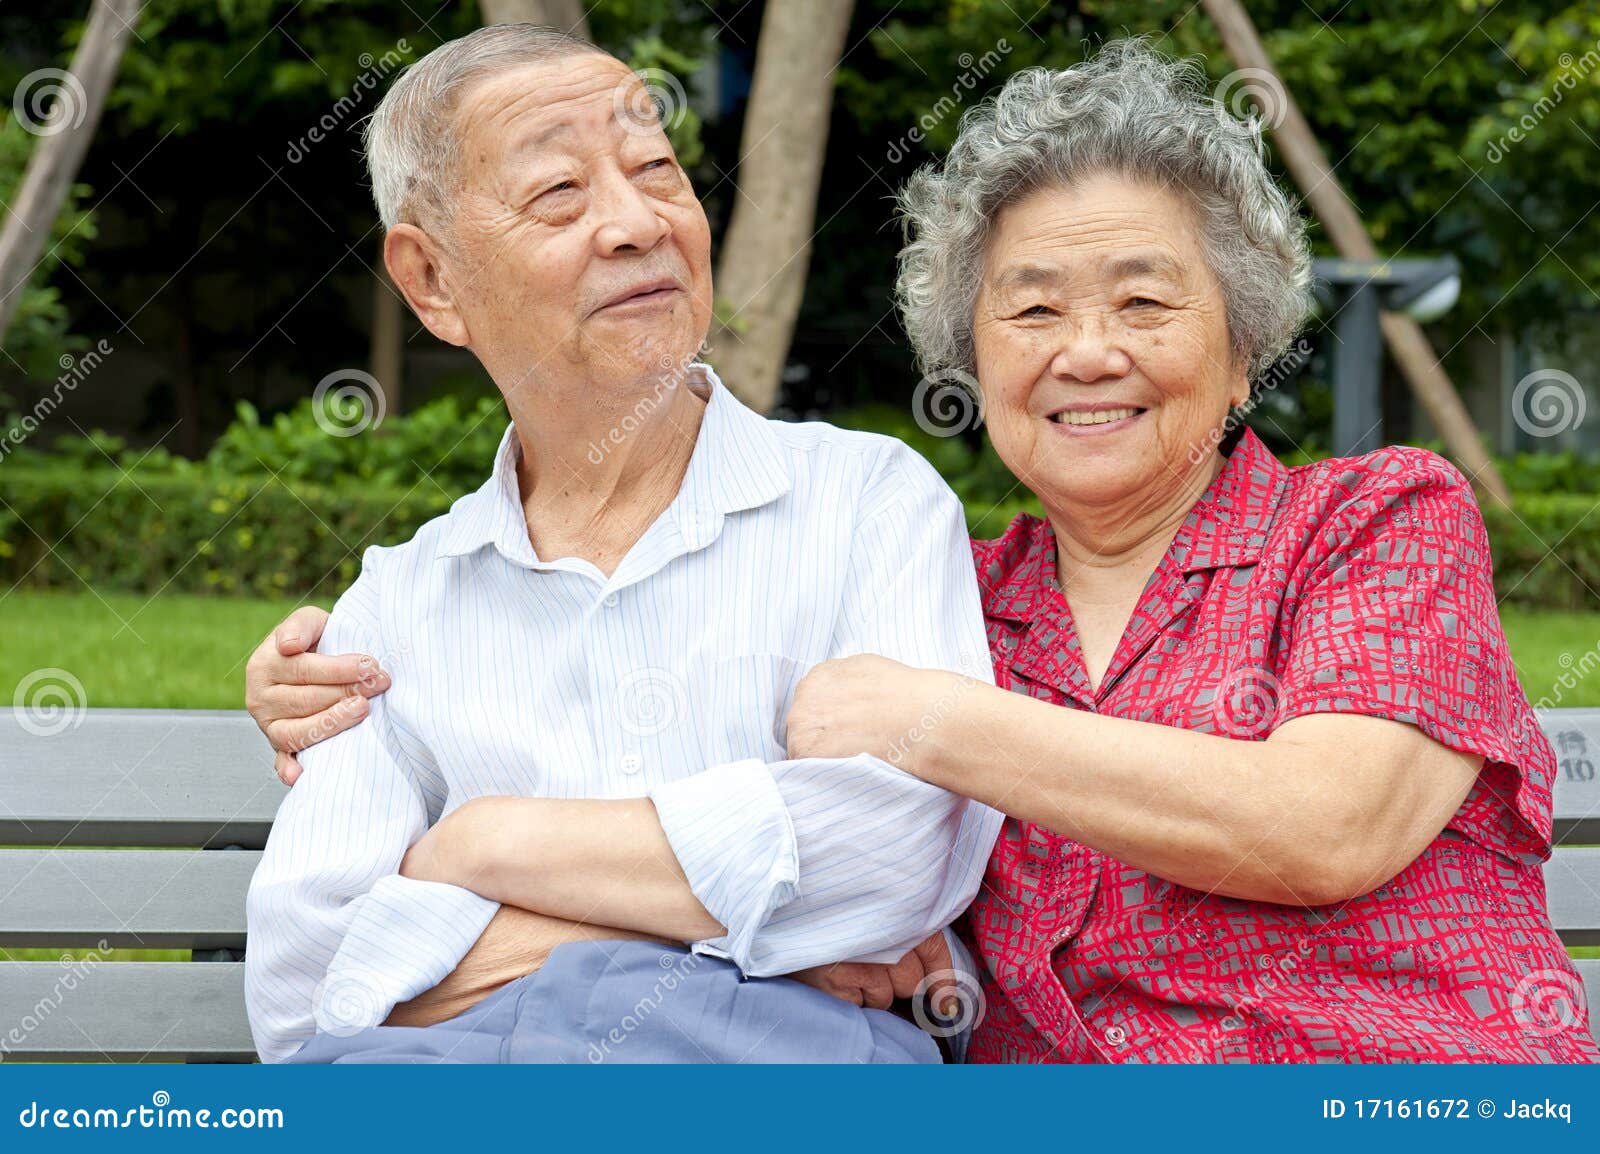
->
<box><xmin>1048</xmin><ymin>319</ymin><xmax>1133</xmax><ymax>384</ymax></box>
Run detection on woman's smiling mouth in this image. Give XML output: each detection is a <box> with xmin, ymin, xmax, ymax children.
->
<box><xmin>1047</xmin><ymin>405</ymin><xmax>1148</xmax><ymax>434</ymax></box>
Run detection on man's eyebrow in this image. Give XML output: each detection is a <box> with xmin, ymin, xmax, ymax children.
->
<box><xmin>504</xmin><ymin>121</ymin><xmax>577</xmax><ymax>165</ymax></box>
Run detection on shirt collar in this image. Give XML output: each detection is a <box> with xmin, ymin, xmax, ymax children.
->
<box><xmin>982</xmin><ymin>426</ymin><xmax>1289</xmax><ymax>622</ymax></box>
<box><xmin>434</xmin><ymin>362</ymin><xmax>793</xmax><ymax>564</ymax></box>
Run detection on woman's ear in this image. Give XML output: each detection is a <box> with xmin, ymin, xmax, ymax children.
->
<box><xmin>1228</xmin><ymin>366</ymin><xmax>1252</xmax><ymax>411</ymax></box>
<box><xmin>384</xmin><ymin>225</ymin><xmax>470</xmax><ymax>347</ymax></box>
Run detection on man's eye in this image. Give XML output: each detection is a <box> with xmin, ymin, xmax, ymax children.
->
<box><xmin>540</xmin><ymin>181</ymin><xmax>577</xmax><ymax>197</ymax></box>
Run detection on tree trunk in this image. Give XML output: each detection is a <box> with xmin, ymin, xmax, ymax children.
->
<box><xmin>711</xmin><ymin>0</ymin><xmax>855</xmax><ymax>413</ymax></box>
<box><xmin>0</xmin><ymin>0</ymin><xmax>141</xmax><ymax>347</ymax></box>
<box><xmin>1200</xmin><ymin>0</ymin><xmax>1510</xmax><ymax>509</ymax></box>
<box><xmin>370</xmin><ymin>245</ymin><xmax>405</xmax><ymax>415</ymax></box>
<box><xmin>479</xmin><ymin>0</ymin><xmax>590</xmax><ymax>36</ymax></box>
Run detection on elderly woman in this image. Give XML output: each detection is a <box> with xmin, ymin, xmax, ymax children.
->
<box><xmin>247</xmin><ymin>41</ymin><xmax>1595</xmax><ymax>1062</ymax></box>
<box><xmin>784</xmin><ymin>41</ymin><xmax>1598</xmax><ymax>1063</ymax></box>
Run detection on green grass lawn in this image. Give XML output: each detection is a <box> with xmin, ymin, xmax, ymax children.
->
<box><xmin>0</xmin><ymin>589</ymin><xmax>331</xmax><ymax>710</ymax></box>
<box><xmin>2</xmin><ymin>589</ymin><xmax>1599</xmax><ymax>711</ymax></box>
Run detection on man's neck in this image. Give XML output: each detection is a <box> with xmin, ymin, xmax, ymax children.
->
<box><xmin>506</xmin><ymin>370</ymin><xmax>708</xmax><ymax>576</ymax></box>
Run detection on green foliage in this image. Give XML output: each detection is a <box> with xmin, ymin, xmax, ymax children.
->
<box><xmin>1482</xmin><ymin>493</ymin><xmax>1600</xmax><ymax>611</ymax></box>
<box><xmin>205</xmin><ymin>393</ymin><xmax>507</xmax><ymax>491</ymax></box>
<box><xmin>0</xmin><ymin>458</ymin><xmax>455</xmax><ymax>600</ymax></box>
<box><xmin>109</xmin><ymin>0</ymin><xmax>479</xmax><ymax>135</ymax></box>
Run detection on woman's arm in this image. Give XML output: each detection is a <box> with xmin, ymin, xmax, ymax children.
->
<box><xmin>786</xmin><ymin>655</ymin><xmax>1482</xmax><ymax>908</ymax></box>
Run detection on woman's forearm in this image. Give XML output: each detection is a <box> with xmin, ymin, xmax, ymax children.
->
<box><xmin>913</xmin><ymin>684</ymin><xmax>1478</xmax><ymax>907</ymax></box>
<box><xmin>403</xmin><ymin>796</ymin><xmax>725</xmax><ymax>942</ymax></box>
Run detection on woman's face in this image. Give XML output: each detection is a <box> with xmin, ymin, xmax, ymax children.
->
<box><xmin>972</xmin><ymin>174</ymin><xmax>1249</xmax><ymax>520</ymax></box>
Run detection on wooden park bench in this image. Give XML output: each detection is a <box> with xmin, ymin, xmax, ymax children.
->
<box><xmin>1</xmin><ymin>706</ymin><xmax>1597</xmax><ymax>1062</ymax></box>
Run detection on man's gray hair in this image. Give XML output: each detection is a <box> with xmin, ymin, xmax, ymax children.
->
<box><xmin>364</xmin><ymin>23</ymin><xmax>609</xmax><ymax>232</ymax></box>
<box><xmin>895</xmin><ymin>39</ymin><xmax>1313</xmax><ymax>385</ymax></box>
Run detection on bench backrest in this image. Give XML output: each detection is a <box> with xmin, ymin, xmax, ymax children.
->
<box><xmin>0</xmin><ymin>707</ymin><xmax>1597</xmax><ymax>1061</ymax></box>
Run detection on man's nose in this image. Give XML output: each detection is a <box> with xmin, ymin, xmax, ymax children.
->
<box><xmin>593</xmin><ymin>172</ymin><xmax>670</xmax><ymax>255</ymax></box>
<box><xmin>1049</xmin><ymin>316</ymin><xmax>1133</xmax><ymax>384</ymax></box>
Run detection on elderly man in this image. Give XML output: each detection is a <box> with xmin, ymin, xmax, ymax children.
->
<box><xmin>242</xmin><ymin>24</ymin><xmax>998</xmax><ymax>1064</ymax></box>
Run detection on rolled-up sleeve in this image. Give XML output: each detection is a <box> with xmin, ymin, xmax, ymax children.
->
<box><xmin>243</xmin><ymin>551</ymin><xmax>498</xmax><ymax>1062</ymax></box>
<box><xmin>649</xmin><ymin>442</ymin><xmax>1003</xmax><ymax>974</ymax></box>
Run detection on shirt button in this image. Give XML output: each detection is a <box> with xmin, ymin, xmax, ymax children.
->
<box><xmin>620</xmin><ymin>753</ymin><xmax>642</xmax><ymax>775</ymax></box>
<box><xmin>1104</xmin><ymin>1025</ymin><xmax>1127</xmax><ymax>1046</ymax></box>
<box><xmin>604</xmin><ymin>593</ymin><xmax>619</xmax><ymax>608</ymax></box>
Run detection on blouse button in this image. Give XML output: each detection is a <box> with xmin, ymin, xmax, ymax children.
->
<box><xmin>604</xmin><ymin>593</ymin><xmax>620</xmax><ymax>608</ymax></box>
<box><xmin>1104</xmin><ymin>1025</ymin><xmax>1127</xmax><ymax>1046</ymax></box>
<box><xmin>620</xmin><ymin>753</ymin><xmax>642</xmax><ymax>775</ymax></box>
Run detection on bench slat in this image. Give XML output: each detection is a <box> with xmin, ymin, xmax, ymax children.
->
<box><xmin>0</xmin><ymin>709</ymin><xmax>283</xmax><ymax>848</ymax></box>
<box><xmin>1544</xmin><ymin>847</ymin><xmax>1600</xmax><ymax>946</ymax></box>
<box><xmin>0</xmin><ymin>962</ymin><xmax>253</xmax><ymax>1061</ymax></box>
<box><xmin>0</xmin><ymin>849</ymin><xmax>257</xmax><ymax>949</ymax></box>
<box><xmin>1538</xmin><ymin>709</ymin><xmax>1600</xmax><ymax>845</ymax></box>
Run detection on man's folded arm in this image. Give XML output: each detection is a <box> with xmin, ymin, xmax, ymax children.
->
<box><xmin>421</xmin><ymin>445</ymin><xmax>1004</xmax><ymax>976</ymax></box>
<box><xmin>243</xmin><ymin>553</ymin><xmax>499</xmax><ymax>1062</ymax></box>
<box><xmin>651</xmin><ymin>445</ymin><xmax>1002</xmax><ymax>973</ymax></box>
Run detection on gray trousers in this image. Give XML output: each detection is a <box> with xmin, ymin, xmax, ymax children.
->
<box><xmin>286</xmin><ymin>939</ymin><xmax>941</xmax><ymax>1064</ymax></box>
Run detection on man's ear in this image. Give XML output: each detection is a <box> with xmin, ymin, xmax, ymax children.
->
<box><xmin>384</xmin><ymin>224</ymin><xmax>470</xmax><ymax>347</ymax></box>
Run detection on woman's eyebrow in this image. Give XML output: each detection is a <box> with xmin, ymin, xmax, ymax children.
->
<box><xmin>991</xmin><ymin>263</ymin><xmax>1063</xmax><ymax>292</ymax></box>
<box><xmin>1102</xmin><ymin>252</ymin><xmax>1184</xmax><ymax>281</ymax></box>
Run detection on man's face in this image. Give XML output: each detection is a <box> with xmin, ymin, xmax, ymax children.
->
<box><xmin>442</xmin><ymin>54</ymin><xmax>713</xmax><ymax>403</ymax></box>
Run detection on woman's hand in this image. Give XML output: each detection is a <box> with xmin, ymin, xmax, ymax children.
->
<box><xmin>244</xmin><ymin>605</ymin><xmax>390</xmax><ymax>786</ymax></box>
<box><xmin>786</xmin><ymin>654</ymin><xmax>978</xmax><ymax>771</ymax></box>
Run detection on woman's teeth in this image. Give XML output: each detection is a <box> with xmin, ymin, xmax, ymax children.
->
<box><xmin>1051</xmin><ymin>407</ymin><xmax>1141</xmax><ymax>426</ymax></box>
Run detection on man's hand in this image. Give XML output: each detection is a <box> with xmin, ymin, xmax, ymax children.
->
<box><xmin>245</xmin><ymin>605</ymin><xmax>390</xmax><ymax>786</ymax></box>
<box><xmin>786</xmin><ymin>930</ymin><xmax>960</xmax><ymax>1015</ymax></box>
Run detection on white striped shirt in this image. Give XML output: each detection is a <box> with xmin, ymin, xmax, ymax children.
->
<box><xmin>244</xmin><ymin>365</ymin><xmax>1003</xmax><ymax>1062</ymax></box>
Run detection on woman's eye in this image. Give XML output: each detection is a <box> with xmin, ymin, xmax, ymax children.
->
<box><xmin>1014</xmin><ymin>305</ymin><xmax>1054</xmax><ymax>319</ymax></box>
<box><xmin>539</xmin><ymin>181</ymin><xmax>577</xmax><ymax>198</ymax></box>
<box><xmin>1126</xmin><ymin>296</ymin><xmax>1162</xmax><ymax>308</ymax></box>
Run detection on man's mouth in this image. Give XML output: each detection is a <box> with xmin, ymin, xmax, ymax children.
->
<box><xmin>595</xmin><ymin>278</ymin><xmax>682</xmax><ymax>312</ymax></box>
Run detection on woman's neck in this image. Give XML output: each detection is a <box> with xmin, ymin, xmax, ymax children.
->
<box><xmin>1048</xmin><ymin>450</ymin><xmax>1225</xmax><ymax>596</ymax></box>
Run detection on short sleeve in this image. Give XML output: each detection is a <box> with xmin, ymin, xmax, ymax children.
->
<box><xmin>1273</xmin><ymin>452</ymin><xmax>1556</xmax><ymax>860</ymax></box>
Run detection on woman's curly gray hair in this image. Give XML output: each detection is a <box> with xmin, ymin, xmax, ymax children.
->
<box><xmin>895</xmin><ymin>39</ymin><xmax>1313</xmax><ymax>385</ymax></box>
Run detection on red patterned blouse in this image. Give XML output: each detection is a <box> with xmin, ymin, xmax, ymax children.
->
<box><xmin>964</xmin><ymin>427</ymin><xmax>1599</xmax><ymax>1063</ymax></box>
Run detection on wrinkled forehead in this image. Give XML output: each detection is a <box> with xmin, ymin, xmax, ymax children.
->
<box><xmin>452</xmin><ymin>55</ymin><xmax>654</xmax><ymax>169</ymax></box>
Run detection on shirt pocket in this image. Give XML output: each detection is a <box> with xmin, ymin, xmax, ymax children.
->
<box><xmin>694</xmin><ymin>652</ymin><xmax>808</xmax><ymax>766</ymax></box>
